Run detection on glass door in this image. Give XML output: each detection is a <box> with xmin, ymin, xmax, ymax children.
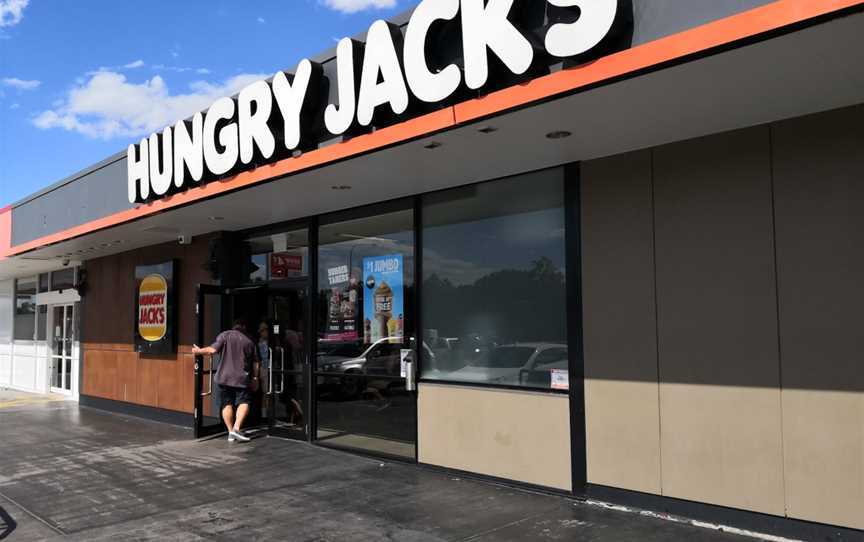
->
<box><xmin>315</xmin><ymin>203</ymin><xmax>417</xmax><ymax>460</ymax></box>
<box><xmin>267</xmin><ymin>285</ymin><xmax>310</xmax><ymax>440</ymax></box>
<box><xmin>195</xmin><ymin>284</ymin><xmax>270</xmax><ymax>438</ymax></box>
<box><xmin>49</xmin><ymin>304</ymin><xmax>74</xmax><ymax>393</ymax></box>
<box><xmin>194</xmin><ymin>283</ymin><xmax>311</xmax><ymax>441</ymax></box>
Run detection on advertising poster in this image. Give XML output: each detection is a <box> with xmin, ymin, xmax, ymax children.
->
<box><xmin>134</xmin><ymin>260</ymin><xmax>177</xmax><ymax>355</ymax></box>
<box><xmin>324</xmin><ymin>264</ymin><xmax>358</xmax><ymax>340</ymax></box>
<box><xmin>362</xmin><ymin>254</ymin><xmax>404</xmax><ymax>344</ymax></box>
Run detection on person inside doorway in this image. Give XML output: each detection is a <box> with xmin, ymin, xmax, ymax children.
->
<box><xmin>193</xmin><ymin>318</ymin><xmax>259</xmax><ymax>443</ymax></box>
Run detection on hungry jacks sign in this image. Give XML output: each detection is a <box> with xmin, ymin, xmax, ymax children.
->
<box><xmin>135</xmin><ymin>260</ymin><xmax>177</xmax><ymax>355</ymax></box>
<box><xmin>127</xmin><ymin>0</ymin><xmax>632</xmax><ymax>204</ymax></box>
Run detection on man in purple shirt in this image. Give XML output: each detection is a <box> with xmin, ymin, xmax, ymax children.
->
<box><xmin>193</xmin><ymin>319</ymin><xmax>259</xmax><ymax>443</ymax></box>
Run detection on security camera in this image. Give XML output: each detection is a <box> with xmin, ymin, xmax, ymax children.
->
<box><xmin>178</xmin><ymin>234</ymin><xmax>192</xmax><ymax>245</ymax></box>
<box><xmin>62</xmin><ymin>258</ymin><xmax>71</xmax><ymax>267</ymax></box>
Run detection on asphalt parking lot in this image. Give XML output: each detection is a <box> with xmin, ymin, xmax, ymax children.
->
<box><xmin>0</xmin><ymin>389</ymin><xmax>749</xmax><ymax>541</ymax></box>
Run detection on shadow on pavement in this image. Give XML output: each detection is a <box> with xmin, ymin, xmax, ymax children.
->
<box><xmin>0</xmin><ymin>506</ymin><xmax>17</xmax><ymax>541</ymax></box>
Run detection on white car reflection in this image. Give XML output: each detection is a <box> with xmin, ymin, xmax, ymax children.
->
<box><xmin>424</xmin><ymin>343</ymin><xmax>568</xmax><ymax>387</ymax></box>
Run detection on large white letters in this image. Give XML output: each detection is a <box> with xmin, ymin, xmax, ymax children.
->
<box><xmin>404</xmin><ymin>0</ymin><xmax>461</xmax><ymax>103</ymax></box>
<box><xmin>173</xmin><ymin>112</ymin><xmax>204</xmax><ymax>188</ymax></box>
<box><xmin>127</xmin><ymin>139</ymin><xmax>150</xmax><ymax>203</ymax></box>
<box><xmin>461</xmin><ymin>0</ymin><xmax>534</xmax><ymax>90</ymax></box>
<box><xmin>238</xmin><ymin>80</ymin><xmax>276</xmax><ymax>164</ymax></box>
<box><xmin>203</xmin><ymin>97</ymin><xmax>239</xmax><ymax>176</ymax></box>
<box><xmin>128</xmin><ymin>0</ymin><xmax>624</xmax><ymax>203</ymax></box>
<box><xmin>272</xmin><ymin>59</ymin><xmax>316</xmax><ymax>151</ymax></box>
<box><xmin>148</xmin><ymin>127</ymin><xmax>173</xmax><ymax>197</ymax></box>
<box><xmin>325</xmin><ymin>38</ymin><xmax>360</xmax><ymax>136</ymax></box>
<box><xmin>546</xmin><ymin>0</ymin><xmax>618</xmax><ymax>57</ymax></box>
<box><xmin>357</xmin><ymin>20</ymin><xmax>410</xmax><ymax>126</ymax></box>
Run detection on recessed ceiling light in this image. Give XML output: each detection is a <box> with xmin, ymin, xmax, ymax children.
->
<box><xmin>478</xmin><ymin>126</ymin><xmax>498</xmax><ymax>134</ymax></box>
<box><xmin>208</xmin><ymin>216</ymin><xmax>225</xmax><ymax>221</ymax></box>
<box><xmin>331</xmin><ymin>185</ymin><xmax>352</xmax><ymax>191</ymax></box>
<box><xmin>424</xmin><ymin>141</ymin><xmax>443</xmax><ymax>150</ymax></box>
<box><xmin>546</xmin><ymin>130</ymin><xmax>572</xmax><ymax>140</ymax></box>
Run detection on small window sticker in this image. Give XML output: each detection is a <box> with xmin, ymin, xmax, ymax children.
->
<box><xmin>551</xmin><ymin>369</ymin><xmax>569</xmax><ymax>391</ymax></box>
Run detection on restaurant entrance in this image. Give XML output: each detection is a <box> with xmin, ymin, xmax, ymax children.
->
<box><xmin>193</xmin><ymin>283</ymin><xmax>310</xmax><ymax>441</ymax></box>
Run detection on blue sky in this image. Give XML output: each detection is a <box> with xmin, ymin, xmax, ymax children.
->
<box><xmin>0</xmin><ymin>0</ymin><xmax>409</xmax><ymax>208</ymax></box>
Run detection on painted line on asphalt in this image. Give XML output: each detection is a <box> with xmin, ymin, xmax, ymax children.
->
<box><xmin>585</xmin><ymin>500</ymin><xmax>804</xmax><ymax>542</ymax></box>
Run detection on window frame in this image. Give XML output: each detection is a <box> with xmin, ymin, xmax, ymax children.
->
<box><xmin>416</xmin><ymin>168</ymin><xmax>570</xmax><ymax>395</ymax></box>
<box><xmin>13</xmin><ymin>276</ymin><xmax>38</xmax><ymax>342</ymax></box>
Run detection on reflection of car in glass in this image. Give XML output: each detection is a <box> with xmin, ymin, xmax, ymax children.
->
<box><xmin>317</xmin><ymin>338</ymin><xmax>431</xmax><ymax>397</ymax></box>
<box><xmin>424</xmin><ymin>343</ymin><xmax>568</xmax><ymax>388</ymax></box>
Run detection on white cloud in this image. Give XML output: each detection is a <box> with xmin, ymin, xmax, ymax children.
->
<box><xmin>0</xmin><ymin>0</ymin><xmax>28</xmax><ymax>27</ymax></box>
<box><xmin>32</xmin><ymin>70</ymin><xmax>267</xmax><ymax>140</ymax></box>
<box><xmin>196</xmin><ymin>68</ymin><xmax>211</xmax><ymax>75</ymax></box>
<box><xmin>2</xmin><ymin>77</ymin><xmax>40</xmax><ymax>90</ymax></box>
<box><xmin>321</xmin><ymin>0</ymin><xmax>396</xmax><ymax>14</ymax></box>
<box><xmin>9</xmin><ymin>102</ymin><xmax>19</xmax><ymax>109</ymax></box>
<box><xmin>124</xmin><ymin>59</ymin><xmax>145</xmax><ymax>69</ymax></box>
<box><xmin>257</xmin><ymin>16</ymin><xmax>265</xmax><ymax>23</ymax></box>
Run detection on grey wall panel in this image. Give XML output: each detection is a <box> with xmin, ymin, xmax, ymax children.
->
<box><xmin>653</xmin><ymin>127</ymin><xmax>785</xmax><ymax>515</ymax></box>
<box><xmin>581</xmin><ymin>150</ymin><xmax>662</xmax><ymax>494</ymax></box>
<box><xmin>772</xmin><ymin>105</ymin><xmax>864</xmax><ymax>529</ymax></box>
<box><xmin>11</xmin><ymin>158</ymin><xmax>131</xmax><ymax>246</ymax></box>
<box><xmin>632</xmin><ymin>0</ymin><xmax>775</xmax><ymax>46</ymax></box>
<box><xmin>0</xmin><ymin>279</ymin><xmax>12</xmax><ymax>342</ymax></box>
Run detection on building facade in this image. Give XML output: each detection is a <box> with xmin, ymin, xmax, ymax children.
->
<box><xmin>0</xmin><ymin>1</ymin><xmax>862</xmax><ymax>537</ymax></box>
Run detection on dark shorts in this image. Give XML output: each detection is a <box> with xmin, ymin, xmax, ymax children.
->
<box><xmin>219</xmin><ymin>385</ymin><xmax>252</xmax><ymax>410</ymax></box>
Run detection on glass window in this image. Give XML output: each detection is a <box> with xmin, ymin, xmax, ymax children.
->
<box><xmin>315</xmin><ymin>207</ymin><xmax>416</xmax><ymax>459</ymax></box>
<box><xmin>38</xmin><ymin>273</ymin><xmax>50</xmax><ymax>292</ymax></box>
<box><xmin>50</xmin><ymin>268</ymin><xmax>75</xmax><ymax>291</ymax></box>
<box><xmin>244</xmin><ymin>228</ymin><xmax>308</xmax><ymax>283</ymax></box>
<box><xmin>14</xmin><ymin>277</ymin><xmax>37</xmax><ymax>341</ymax></box>
<box><xmin>0</xmin><ymin>280</ymin><xmax>12</xmax><ymax>342</ymax></box>
<box><xmin>420</xmin><ymin>169</ymin><xmax>568</xmax><ymax>391</ymax></box>
<box><xmin>36</xmin><ymin>305</ymin><xmax>47</xmax><ymax>341</ymax></box>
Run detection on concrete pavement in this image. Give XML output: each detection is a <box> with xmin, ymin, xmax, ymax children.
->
<box><xmin>0</xmin><ymin>389</ymin><xmax>751</xmax><ymax>541</ymax></box>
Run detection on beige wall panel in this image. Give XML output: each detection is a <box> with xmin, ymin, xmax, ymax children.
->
<box><xmin>772</xmin><ymin>106</ymin><xmax>864</xmax><ymax>529</ymax></box>
<box><xmin>581</xmin><ymin>150</ymin><xmax>662</xmax><ymax>494</ymax></box>
<box><xmin>653</xmin><ymin>128</ymin><xmax>785</xmax><ymax>515</ymax></box>
<box><xmin>418</xmin><ymin>384</ymin><xmax>571</xmax><ymax>491</ymax></box>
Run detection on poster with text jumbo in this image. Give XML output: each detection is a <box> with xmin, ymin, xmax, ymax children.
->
<box><xmin>362</xmin><ymin>254</ymin><xmax>404</xmax><ymax>344</ymax></box>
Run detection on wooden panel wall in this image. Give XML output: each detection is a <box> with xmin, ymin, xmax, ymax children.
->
<box><xmin>81</xmin><ymin>235</ymin><xmax>212</xmax><ymax>414</ymax></box>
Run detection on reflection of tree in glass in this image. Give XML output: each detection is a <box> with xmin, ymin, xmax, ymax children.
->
<box><xmin>423</xmin><ymin>257</ymin><xmax>566</xmax><ymax>372</ymax></box>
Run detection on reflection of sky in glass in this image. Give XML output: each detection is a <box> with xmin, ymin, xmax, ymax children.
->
<box><xmin>424</xmin><ymin>208</ymin><xmax>565</xmax><ymax>286</ymax></box>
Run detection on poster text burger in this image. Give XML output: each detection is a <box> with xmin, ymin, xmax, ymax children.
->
<box><xmin>128</xmin><ymin>0</ymin><xmax>627</xmax><ymax>203</ymax></box>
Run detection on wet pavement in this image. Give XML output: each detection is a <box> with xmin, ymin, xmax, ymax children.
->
<box><xmin>0</xmin><ymin>389</ymin><xmax>750</xmax><ymax>541</ymax></box>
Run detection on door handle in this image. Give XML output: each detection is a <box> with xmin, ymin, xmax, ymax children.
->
<box><xmin>268</xmin><ymin>347</ymin><xmax>274</xmax><ymax>396</ymax></box>
<box><xmin>276</xmin><ymin>348</ymin><xmax>285</xmax><ymax>394</ymax></box>
<box><xmin>200</xmin><ymin>355</ymin><xmax>213</xmax><ymax>397</ymax></box>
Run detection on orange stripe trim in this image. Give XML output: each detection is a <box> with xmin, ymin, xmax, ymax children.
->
<box><xmin>7</xmin><ymin>0</ymin><xmax>863</xmax><ymax>256</ymax></box>
<box><xmin>0</xmin><ymin>207</ymin><xmax>11</xmax><ymax>259</ymax></box>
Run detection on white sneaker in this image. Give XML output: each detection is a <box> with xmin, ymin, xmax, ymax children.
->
<box><xmin>229</xmin><ymin>431</ymin><xmax>250</xmax><ymax>443</ymax></box>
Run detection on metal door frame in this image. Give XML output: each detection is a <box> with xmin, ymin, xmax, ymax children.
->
<box><xmin>265</xmin><ymin>279</ymin><xmax>311</xmax><ymax>441</ymax></box>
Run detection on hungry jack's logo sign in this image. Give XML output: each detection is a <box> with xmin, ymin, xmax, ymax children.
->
<box><xmin>135</xmin><ymin>261</ymin><xmax>177</xmax><ymax>355</ymax></box>
<box><xmin>127</xmin><ymin>0</ymin><xmax>631</xmax><ymax>204</ymax></box>
<box><xmin>138</xmin><ymin>274</ymin><xmax>168</xmax><ymax>342</ymax></box>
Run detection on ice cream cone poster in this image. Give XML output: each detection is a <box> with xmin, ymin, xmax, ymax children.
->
<box><xmin>362</xmin><ymin>254</ymin><xmax>404</xmax><ymax>344</ymax></box>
